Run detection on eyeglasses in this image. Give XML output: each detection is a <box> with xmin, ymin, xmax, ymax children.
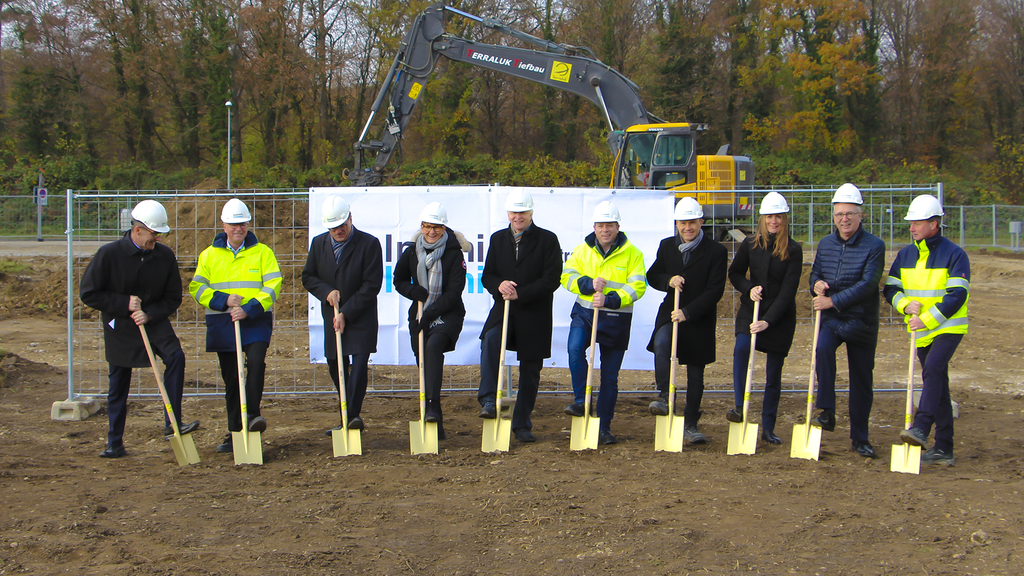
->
<box><xmin>421</xmin><ymin>223</ymin><xmax>444</xmax><ymax>232</ymax></box>
<box><xmin>833</xmin><ymin>211</ymin><xmax>862</xmax><ymax>220</ymax></box>
<box><xmin>225</xmin><ymin>222</ymin><xmax>248</xmax><ymax>229</ymax></box>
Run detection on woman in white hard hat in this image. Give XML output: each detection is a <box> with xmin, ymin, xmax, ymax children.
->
<box><xmin>393</xmin><ymin>202</ymin><xmax>472</xmax><ymax>440</ymax></box>
<box><xmin>725</xmin><ymin>192</ymin><xmax>803</xmax><ymax>444</ymax></box>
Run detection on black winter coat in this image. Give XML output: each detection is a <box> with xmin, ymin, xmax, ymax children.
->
<box><xmin>302</xmin><ymin>228</ymin><xmax>383</xmax><ymax>358</ymax></box>
<box><xmin>393</xmin><ymin>228</ymin><xmax>467</xmax><ymax>352</ymax></box>
<box><xmin>480</xmin><ymin>223</ymin><xmax>562</xmax><ymax>361</ymax></box>
<box><xmin>729</xmin><ymin>234</ymin><xmax>803</xmax><ymax>356</ymax></box>
<box><xmin>809</xmin><ymin>224</ymin><xmax>885</xmax><ymax>348</ymax></box>
<box><xmin>80</xmin><ymin>233</ymin><xmax>182</xmax><ymax>367</ymax></box>
<box><xmin>646</xmin><ymin>233</ymin><xmax>727</xmax><ymax>366</ymax></box>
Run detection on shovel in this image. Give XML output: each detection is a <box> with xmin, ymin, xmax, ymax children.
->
<box><xmin>727</xmin><ymin>300</ymin><xmax>760</xmax><ymax>455</ymax></box>
<box><xmin>654</xmin><ymin>287</ymin><xmax>685</xmax><ymax>452</ymax></box>
<box><xmin>890</xmin><ymin>330</ymin><xmax>921</xmax><ymax>475</ymax></box>
<box><xmin>409</xmin><ymin>302</ymin><xmax>439</xmax><ymax>454</ymax></box>
<box><xmin>232</xmin><ymin>320</ymin><xmax>263</xmax><ymax>465</ymax></box>
<box><xmin>481</xmin><ymin>299</ymin><xmax>512</xmax><ymax>453</ymax></box>
<box><xmin>570</xmin><ymin>307</ymin><xmax>601</xmax><ymax>451</ymax></box>
<box><xmin>138</xmin><ymin>324</ymin><xmax>200</xmax><ymax>466</ymax></box>
<box><xmin>331</xmin><ymin>304</ymin><xmax>362</xmax><ymax>457</ymax></box>
<box><xmin>791</xmin><ymin>309</ymin><xmax>823</xmax><ymax>460</ymax></box>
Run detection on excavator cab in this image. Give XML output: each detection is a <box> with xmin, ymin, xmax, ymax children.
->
<box><xmin>613</xmin><ymin>124</ymin><xmax>696</xmax><ymax>189</ymax></box>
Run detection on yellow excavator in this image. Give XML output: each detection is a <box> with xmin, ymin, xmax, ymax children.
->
<box><xmin>349</xmin><ymin>3</ymin><xmax>754</xmax><ymax>222</ymax></box>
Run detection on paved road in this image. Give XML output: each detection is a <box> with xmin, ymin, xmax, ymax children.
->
<box><xmin>0</xmin><ymin>239</ymin><xmax>106</xmax><ymax>258</ymax></box>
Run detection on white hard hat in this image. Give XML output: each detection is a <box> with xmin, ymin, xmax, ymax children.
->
<box><xmin>221</xmin><ymin>198</ymin><xmax>252</xmax><ymax>224</ymax></box>
<box><xmin>130</xmin><ymin>199</ymin><xmax>170</xmax><ymax>233</ymax></box>
<box><xmin>322</xmin><ymin>195</ymin><xmax>351</xmax><ymax>228</ymax></box>
<box><xmin>832</xmin><ymin>183</ymin><xmax>864</xmax><ymax>205</ymax></box>
<box><xmin>504</xmin><ymin>189</ymin><xmax>535</xmax><ymax>212</ymax></box>
<box><xmin>759</xmin><ymin>192</ymin><xmax>790</xmax><ymax>215</ymax></box>
<box><xmin>904</xmin><ymin>194</ymin><xmax>944</xmax><ymax>221</ymax></box>
<box><xmin>592</xmin><ymin>200</ymin><xmax>621</xmax><ymax>224</ymax></box>
<box><xmin>673</xmin><ymin>197</ymin><xmax>704</xmax><ymax>220</ymax></box>
<box><xmin>420</xmin><ymin>201</ymin><xmax>448</xmax><ymax>226</ymax></box>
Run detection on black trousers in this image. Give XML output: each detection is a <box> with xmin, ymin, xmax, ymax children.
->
<box><xmin>326</xmin><ymin>353</ymin><xmax>370</xmax><ymax>420</ymax></box>
<box><xmin>652</xmin><ymin>323</ymin><xmax>707</xmax><ymax>420</ymax></box>
<box><xmin>106</xmin><ymin>345</ymin><xmax>185</xmax><ymax>448</ymax></box>
<box><xmin>217</xmin><ymin>340</ymin><xmax>268</xmax><ymax>432</ymax></box>
<box><xmin>477</xmin><ymin>324</ymin><xmax>543</xmax><ymax>431</ymax></box>
<box><xmin>413</xmin><ymin>331</ymin><xmax>452</xmax><ymax>423</ymax></box>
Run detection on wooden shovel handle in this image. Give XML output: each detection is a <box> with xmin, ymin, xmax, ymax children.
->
<box><xmin>495</xmin><ymin>299</ymin><xmax>511</xmax><ymax>410</ymax></box>
<box><xmin>334</xmin><ymin>304</ymin><xmax>350</xmax><ymax>429</ymax></box>
<box><xmin>138</xmin><ymin>324</ymin><xmax>179</xmax><ymax>436</ymax></box>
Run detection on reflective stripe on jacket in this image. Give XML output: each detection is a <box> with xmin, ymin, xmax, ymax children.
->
<box><xmin>560</xmin><ymin>231</ymin><xmax>646</xmax><ymax>313</ymax></box>
<box><xmin>884</xmin><ymin>233</ymin><xmax>969</xmax><ymax>347</ymax></box>
<box><xmin>189</xmin><ymin>231</ymin><xmax>282</xmax><ymax>350</ymax></box>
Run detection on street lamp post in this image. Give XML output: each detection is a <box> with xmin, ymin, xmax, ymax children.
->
<box><xmin>225</xmin><ymin>100</ymin><xmax>232</xmax><ymax>190</ymax></box>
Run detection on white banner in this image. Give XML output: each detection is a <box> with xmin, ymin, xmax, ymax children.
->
<box><xmin>307</xmin><ymin>187</ymin><xmax>673</xmax><ymax>370</ymax></box>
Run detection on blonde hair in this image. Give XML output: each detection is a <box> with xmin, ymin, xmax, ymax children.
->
<box><xmin>753</xmin><ymin>213</ymin><xmax>790</xmax><ymax>261</ymax></box>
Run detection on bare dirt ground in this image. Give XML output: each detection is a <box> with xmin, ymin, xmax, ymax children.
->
<box><xmin>1</xmin><ymin>251</ymin><xmax>1023</xmax><ymax>575</ymax></box>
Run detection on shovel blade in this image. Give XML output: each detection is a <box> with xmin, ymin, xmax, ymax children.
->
<box><xmin>727</xmin><ymin>421</ymin><xmax>759</xmax><ymax>455</ymax></box>
<box><xmin>890</xmin><ymin>443</ymin><xmax>921</xmax><ymax>475</ymax></box>
<box><xmin>231</xmin><ymin>431</ymin><xmax>264</xmax><ymax>465</ymax></box>
<box><xmin>653</xmin><ymin>414</ymin><xmax>685</xmax><ymax>453</ymax></box>
<box><xmin>409</xmin><ymin>420</ymin><xmax>439</xmax><ymax>455</ymax></box>
<box><xmin>569</xmin><ymin>415</ymin><xmax>600</xmax><ymax>451</ymax></box>
<box><xmin>169</xmin><ymin>433</ymin><xmax>201</xmax><ymax>466</ymax></box>
<box><xmin>789</xmin><ymin>423</ymin><xmax>822</xmax><ymax>461</ymax></box>
<box><xmin>332</xmin><ymin>428</ymin><xmax>363</xmax><ymax>457</ymax></box>
<box><xmin>481</xmin><ymin>417</ymin><xmax>512</xmax><ymax>453</ymax></box>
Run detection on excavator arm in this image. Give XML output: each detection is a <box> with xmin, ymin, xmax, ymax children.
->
<box><xmin>349</xmin><ymin>3</ymin><xmax>658</xmax><ymax>186</ymax></box>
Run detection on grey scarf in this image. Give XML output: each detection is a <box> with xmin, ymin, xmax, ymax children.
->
<box><xmin>415</xmin><ymin>231</ymin><xmax>448</xmax><ymax>311</ymax></box>
<box><xmin>678</xmin><ymin>229</ymin><xmax>703</xmax><ymax>266</ymax></box>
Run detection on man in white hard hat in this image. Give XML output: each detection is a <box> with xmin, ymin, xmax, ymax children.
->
<box><xmin>561</xmin><ymin>200</ymin><xmax>647</xmax><ymax>445</ymax></box>
<box><xmin>477</xmin><ymin>190</ymin><xmax>562</xmax><ymax>443</ymax></box>
<box><xmin>81</xmin><ymin>199</ymin><xmax>199</xmax><ymax>458</ymax></box>
<box><xmin>302</xmin><ymin>195</ymin><xmax>383</xmax><ymax>434</ymax></box>
<box><xmin>883</xmin><ymin>194</ymin><xmax>969</xmax><ymax>466</ymax></box>
<box><xmin>646</xmin><ymin>197</ymin><xmax>728</xmax><ymax>444</ymax></box>
<box><xmin>809</xmin><ymin>183</ymin><xmax>886</xmax><ymax>458</ymax></box>
<box><xmin>190</xmin><ymin>198</ymin><xmax>282</xmax><ymax>454</ymax></box>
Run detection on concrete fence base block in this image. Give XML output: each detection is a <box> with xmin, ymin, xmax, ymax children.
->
<box><xmin>51</xmin><ymin>399</ymin><xmax>102</xmax><ymax>421</ymax></box>
<box><xmin>912</xmin><ymin>391</ymin><xmax>960</xmax><ymax>419</ymax></box>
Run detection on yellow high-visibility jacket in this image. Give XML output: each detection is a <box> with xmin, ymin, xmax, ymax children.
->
<box><xmin>561</xmin><ymin>231</ymin><xmax>646</xmax><ymax>350</ymax></box>
<box><xmin>189</xmin><ymin>231</ymin><xmax>282</xmax><ymax>351</ymax></box>
<box><xmin>884</xmin><ymin>233</ymin><xmax>969</xmax><ymax>347</ymax></box>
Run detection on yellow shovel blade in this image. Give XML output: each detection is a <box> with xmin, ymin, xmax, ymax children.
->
<box><xmin>789</xmin><ymin>423</ymin><xmax>822</xmax><ymax>461</ymax></box>
<box><xmin>332</xmin><ymin>428</ymin><xmax>362</xmax><ymax>457</ymax></box>
<box><xmin>169</xmin><ymin>433</ymin><xmax>201</xmax><ymax>466</ymax></box>
<box><xmin>409</xmin><ymin>420</ymin><xmax>438</xmax><ymax>455</ymax></box>
<box><xmin>569</xmin><ymin>415</ymin><xmax>600</xmax><ymax>451</ymax></box>
<box><xmin>890</xmin><ymin>443</ymin><xmax>921</xmax><ymax>475</ymax></box>
<box><xmin>654</xmin><ymin>414</ymin><xmax>685</xmax><ymax>453</ymax></box>
<box><xmin>481</xmin><ymin>417</ymin><xmax>512</xmax><ymax>453</ymax></box>
<box><xmin>727</xmin><ymin>421</ymin><xmax>759</xmax><ymax>455</ymax></box>
<box><xmin>231</xmin><ymin>431</ymin><xmax>264</xmax><ymax>465</ymax></box>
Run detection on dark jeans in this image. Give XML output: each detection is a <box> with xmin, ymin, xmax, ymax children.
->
<box><xmin>478</xmin><ymin>325</ymin><xmax>543</xmax><ymax>431</ymax></box>
<box><xmin>106</xmin><ymin>346</ymin><xmax>185</xmax><ymax>448</ymax></box>
<box><xmin>413</xmin><ymin>331</ymin><xmax>453</xmax><ymax>423</ymax></box>
<box><xmin>652</xmin><ymin>322</ymin><xmax>707</xmax><ymax>420</ymax></box>
<box><xmin>327</xmin><ymin>353</ymin><xmax>370</xmax><ymax>420</ymax></box>
<box><xmin>217</xmin><ymin>340</ymin><xmax>269</xmax><ymax>432</ymax></box>
<box><xmin>568</xmin><ymin>312</ymin><xmax>625</xmax><ymax>431</ymax></box>
<box><xmin>732</xmin><ymin>333</ymin><xmax>786</xmax><ymax>432</ymax></box>
<box><xmin>914</xmin><ymin>333</ymin><xmax>962</xmax><ymax>452</ymax></box>
<box><xmin>815</xmin><ymin>325</ymin><xmax>875</xmax><ymax>442</ymax></box>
